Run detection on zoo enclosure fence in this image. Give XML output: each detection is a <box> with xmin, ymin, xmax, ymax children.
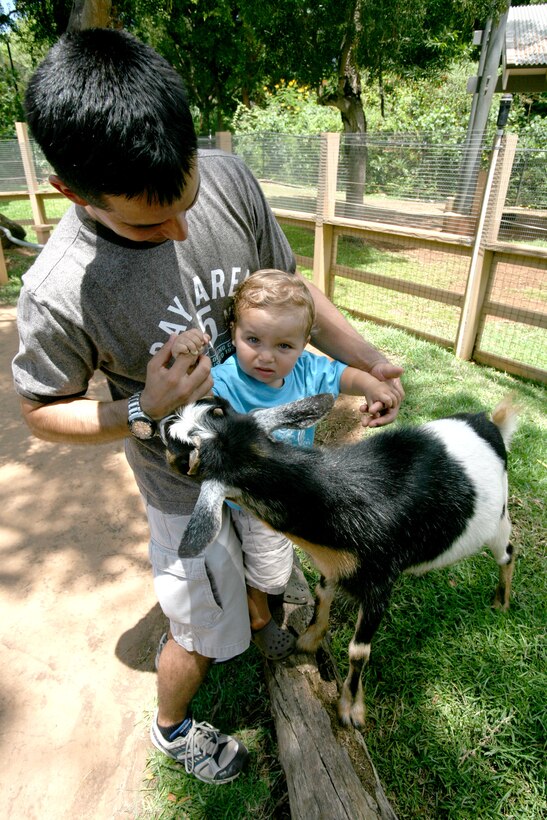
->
<box><xmin>1</xmin><ymin>124</ymin><xmax>545</xmax><ymax>383</ymax></box>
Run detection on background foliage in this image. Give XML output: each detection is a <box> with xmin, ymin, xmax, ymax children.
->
<box><xmin>0</xmin><ymin>0</ymin><xmax>545</xmax><ymax>143</ymax></box>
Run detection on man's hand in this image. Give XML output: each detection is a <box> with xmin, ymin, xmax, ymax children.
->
<box><xmin>140</xmin><ymin>334</ymin><xmax>213</xmax><ymax>419</ymax></box>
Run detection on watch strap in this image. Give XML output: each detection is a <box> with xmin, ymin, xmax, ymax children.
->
<box><xmin>127</xmin><ymin>392</ymin><xmax>157</xmax><ymax>438</ymax></box>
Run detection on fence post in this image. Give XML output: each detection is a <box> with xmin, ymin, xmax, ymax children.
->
<box><xmin>455</xmin><ymin>133</ymin><xmax>517</xmax><ymax>360</ymax></box>
<box><xmin>313</xmin><ymin>132</ymin><xmax>339</xmax><ymax>295</ymax></box>
<box><xmin>485</xmin><ymin>133</ymin><xmax>517</xmax><ymax>244</ymax></box>
<box><xmin>15</xmin><ymin>122</ymin><xmax>52</xmax><ymax>245</ymax></box>
<box><xmin>0</xmin><ymin>242</ymin><xmax>8</xmax><ymax>285</ymax></box>
<box><xmin>216</xmin><ymin>131</ymin><xmax>233</xmax><ymax>153</ymax></box>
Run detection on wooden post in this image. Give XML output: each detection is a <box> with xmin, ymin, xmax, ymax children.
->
<box><xmin>0</xmin><ymin>242</ymin><xmax>8</xmax><ymax>285</ymax></box>
<box><xmin>485</xmin><ymin>133</ymin><xmax>517</xmax><ymax>243</ymax></box>
<box><xmin>313</xmin><ymin>133</ymin><xmax>340</xmax><ymax>294</ymax></box>
<box><xmin>215</xmin><ymin>131</ymin><xmax>233</xmax><ymax>153</ymax></box>
<box><xmin>456</xmin><ymin>133</ymin><xmax>516</xmax><ymax>360</ymax></box>
<box><xmin>455</xmin><ymin>249</ymin><xmax>494</xmax><ymax>360</ymax></box>
<box><xmin>15</xmin><ymin>122</ymin><xmax>52</xmax><ymax>245</ymax></box>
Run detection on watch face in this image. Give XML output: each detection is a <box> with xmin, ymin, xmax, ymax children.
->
<box><xmin>130</xmin><ymin>418</ymin><xmax>155</xmax><ymax>440</ymax></box>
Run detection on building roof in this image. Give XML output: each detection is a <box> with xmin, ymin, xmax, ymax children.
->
<box><xmin>505</xmin><ymin>3</ymin><xmax>547</xmax><ymax>67</ymax></box>
<box><xmin>497</xmin><ymin>3</ymin><xmax>547</xmax><ymax>92</ymax></box>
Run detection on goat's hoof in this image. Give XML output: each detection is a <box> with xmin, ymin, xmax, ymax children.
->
<box><xmin>492</xmin><ymin>589</ymin><xmax>510</xmax><ymax>611</ymax></box>
<box><xmin>338</xmin><ymin>697</ymin><xmax>365</xmax><ymax>728</ymax></box>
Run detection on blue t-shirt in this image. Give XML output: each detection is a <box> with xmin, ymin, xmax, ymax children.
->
<box><xmin>212</xmin><ymin>349</ymin><xmax>347</xmax><ymax>447</ymax></box>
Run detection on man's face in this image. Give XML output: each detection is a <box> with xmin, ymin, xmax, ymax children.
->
<box><xmin>84</xmin><ymin>166</ymin><xmax>201</xmax><ymax>244</ymax></box>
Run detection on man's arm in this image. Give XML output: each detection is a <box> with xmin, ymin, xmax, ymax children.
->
<box><xmin>20</xmin><ymin>335</ymin><xmax>213</xmax><ymax>444</ymax></box>
<box><xmin>302</xmin><ymin>277</ymin><xmax>404</xmax><ymax>418</ymax></box>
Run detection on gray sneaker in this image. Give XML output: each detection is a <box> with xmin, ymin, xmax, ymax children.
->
<box><xmin>150</xmin><ymin>711</ymin><xmax>249</xmax><ymax>784</ymax></box>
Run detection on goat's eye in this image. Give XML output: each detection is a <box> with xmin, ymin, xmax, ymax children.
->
<box><xmin>213</xmin><ymin>407</ymin><xmax>224</xmax><ymax>417</ymax></box>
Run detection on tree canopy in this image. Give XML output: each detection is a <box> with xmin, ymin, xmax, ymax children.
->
<box><xmin>0</xmin><ymin>0</ymin><xmax>527</xmax><ymax>138</ymax></box>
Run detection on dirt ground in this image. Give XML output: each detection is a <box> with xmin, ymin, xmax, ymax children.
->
<box><xmin>0</xmin><ymin>306</ymin><xmax>366</xmax><ymax>819</ymax></box>
<box><xmin>0</xmin><ymin>306</ymin><xmax>167</xmax><ymax>819</ymax></box>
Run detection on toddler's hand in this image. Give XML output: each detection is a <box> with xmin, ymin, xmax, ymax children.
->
<box><xmin>172</xmin><ymin>329</ymin><xmax>210</xmax><ymax>358</ymax></box>
<box><xmin>359</xmin><ymin>380</ymin><xmax>400</xmax><ymax>428</ymax></box>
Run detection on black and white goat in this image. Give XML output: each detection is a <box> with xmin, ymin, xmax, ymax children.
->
<box><xmin>160</xmin><ymin>394</ymin><xmax>518</xmax><ymax>727</ymax></box>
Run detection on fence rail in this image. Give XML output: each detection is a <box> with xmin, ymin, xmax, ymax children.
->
<box><xmin>1</xmin><ymin>126</ymin><xmax>545</xmax><ymax>383</ymax></box>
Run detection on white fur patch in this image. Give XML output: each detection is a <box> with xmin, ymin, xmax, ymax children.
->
<box><xmin>406</xmin><ymin>418</ymin><xmax>508</xmax><ymax>574</ymax></box>
<box><xmin>168</xmin><ymin>403</ymin><xmax>217</xmax><ymax>444</ymax></box>
<box><xmin>348</xmin><ymin>641</ymin><xmax>371</xmax><ymax>663</ymax></box>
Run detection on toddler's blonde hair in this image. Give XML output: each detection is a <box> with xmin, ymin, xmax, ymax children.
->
<box><xmin>227</xmin><ymin>269</ymin><xmax>316</xmax><ymax>338</ymax></box>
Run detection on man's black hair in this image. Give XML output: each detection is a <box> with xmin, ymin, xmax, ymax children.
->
<box><xmin>24</xmin><ymin>28</ymin><xmax>198</xmax><ymax>206</ymax></box>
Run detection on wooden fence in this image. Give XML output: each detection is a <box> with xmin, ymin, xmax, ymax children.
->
<box><xmin>1</xmin><ymin>125</ymin><xmax>545</xmax><ymax>383</ymax></box>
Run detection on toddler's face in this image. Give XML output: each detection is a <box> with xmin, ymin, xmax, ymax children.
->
<box><xmin>232</xmin><ymin>307</ymin><xmax>309</xmax><ymax>388</ymax></box>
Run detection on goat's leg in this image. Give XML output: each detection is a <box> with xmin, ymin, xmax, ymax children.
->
<box><xmin>493</xmin><ymin>542</ymin><xmax>516</xmax><ymax>611</ymax></box>
<box><xmin>489</xmin><ymin>513</ymin><xmax>515</xmax><ymax>611</ymax></box>
<box><xmin>297</xmin><ymin>575</ymin><xmax>335</xmax><ymax>653</ymax></box>
<box><xmin>338</xmin><ymin>589</ymin><xmax>391</xmax><ymax>728</ymax></box>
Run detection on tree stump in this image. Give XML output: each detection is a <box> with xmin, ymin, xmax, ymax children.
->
<box><xmin>0</xmin><ymin>213</ymin><xmax>26</xmax><ymax>248</ymax></box>
<box><xmin>264</xmin><ymin>557</ymin><xmax>397</xmax><ymax>820</ymax></box>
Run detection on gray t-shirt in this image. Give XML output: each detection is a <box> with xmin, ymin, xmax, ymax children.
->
<box><xmin>12</xmin><ymin>150</ymin><xmax>296</xmax><ymax>513</ymax></box>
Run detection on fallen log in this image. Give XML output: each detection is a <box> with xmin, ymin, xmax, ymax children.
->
<box><xmin>264</xmin><ymin>558</ymin><xmax>397</xmax><ymax>820</ymax></box>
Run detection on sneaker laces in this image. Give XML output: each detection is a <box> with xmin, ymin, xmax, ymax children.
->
<box><xmin>183</xmin><ymin>720</ymin><xmax>223</xmax><ymax>776</ymax></box>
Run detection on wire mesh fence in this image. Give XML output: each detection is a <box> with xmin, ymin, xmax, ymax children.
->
<box><xmin>475</xmin><ymin>253</ymin><xmax>547</xmax><ymax>374</ymax></box>
<box><xmin>336</xmin><ymin>133</ymin><xmax>489</xmax><ymax>231</ymax></box>
<box><xmin>1</xmin><ymin>129</ymin><xmax>545</xmax><ymax>381</ymax></box>
<box><xmin>233</xmin><ymin>133</ymin><xmax>322</xmax><ymax>214</ymax></box>
<box><xmin>330</xmin><ymin>230</ymin><xmax>470</xmax><ymax>346</ymax></box>
<box><xmin>500</xmin><ymin>148</ymin><xmax>547</xmax><ymax>244</ymax></box>
<box><xmin>0</xmin><ymin>139</ymin><xmax>27</xmax><ymax>191</ymax></box>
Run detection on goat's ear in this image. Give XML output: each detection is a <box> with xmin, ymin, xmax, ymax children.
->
<box><xmin>252</xmin><ymin>393</ymin><xmax>335</xmax><ymax>433</ymax></box>
<box><xmin>178</xmin><ymin>480</ymin><xmax>226</xmax><ymax>557</ymax></box>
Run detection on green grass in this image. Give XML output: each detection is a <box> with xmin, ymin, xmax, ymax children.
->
<box><xmin>312</xmin><ymin>318</ymin><xmax>547</xmax><ymax>820</ymax></box>
<box><xmin>0</xmin><ymin>246</ymin><xmax>40</xmax><ymax>304</ymax></box>
<box><xmin>0</xmin><ymin>198</ymin><xmax>68</xmax><ymax>304</ymax></box>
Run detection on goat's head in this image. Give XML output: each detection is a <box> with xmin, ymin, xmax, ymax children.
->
<box><xmin>159</xmin><ymin>392</ymin><xmax>335</xmax><ymax>557</ymax></box>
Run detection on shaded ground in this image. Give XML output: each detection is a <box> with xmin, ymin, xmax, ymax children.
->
<box><xmin>0</xmin><ymin>307</ymin><xmax>166</xmax><ymax>819</ymax></box>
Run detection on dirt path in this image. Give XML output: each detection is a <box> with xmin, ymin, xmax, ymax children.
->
<box><xmin>0</xmin><ymin>307</ymin><xmax>166</xmax><ymax>819</ymax></box>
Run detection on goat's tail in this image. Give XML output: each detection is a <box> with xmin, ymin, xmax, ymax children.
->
<box><xmin>491</xmin><ymin>394</ymin><xmax>519</xmax><ymax>449</ymax></box>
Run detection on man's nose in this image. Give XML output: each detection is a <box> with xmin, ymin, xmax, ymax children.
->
<box><xmin>160</xmin><ymin>212</ymin><xmax>188</xmax><ymax>241</ymax></box>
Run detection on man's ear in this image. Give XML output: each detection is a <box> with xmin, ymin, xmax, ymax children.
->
<box><xmin>49</xmin><ymin>175</ymin><xmax>89</xmax><ymax>206</ymax></box>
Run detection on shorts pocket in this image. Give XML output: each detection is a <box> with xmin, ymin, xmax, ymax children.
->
<box><xmin>150</xmin><ymin>540</ymin><xmax>223</xmax><ymax>629</ymax></box>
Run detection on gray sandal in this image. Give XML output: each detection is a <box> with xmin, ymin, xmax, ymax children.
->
<box><xmin>252</xmin><ymin>619</ymin><xmax>296</xmax><ymax>660</ymax></box>
<box><xmin>283</xmin><ymin>575</ymin><xmax>313</xmax><ymax>605</ymax></box>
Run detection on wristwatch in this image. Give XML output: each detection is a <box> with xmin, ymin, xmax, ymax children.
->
<box><xmin>127</xmin><ymin>392</ymin><xmax>157</xmax><ymax>440</ymax></box>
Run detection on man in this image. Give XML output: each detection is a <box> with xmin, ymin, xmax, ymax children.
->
<box><xmin>12</xmin><ymin>28</ymin><xmax>404</xmax><ymax>784</ymax></box>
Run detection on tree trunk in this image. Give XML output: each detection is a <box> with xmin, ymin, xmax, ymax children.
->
<box><xmin>67</xmin><ymin>0</ymin><xmax>112</xmax><ymax>31</ymax></box>
<box><xmin>318</xmin><ymin>0</ymin><xmax>367</xmax><ymax>215</ymax></box>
